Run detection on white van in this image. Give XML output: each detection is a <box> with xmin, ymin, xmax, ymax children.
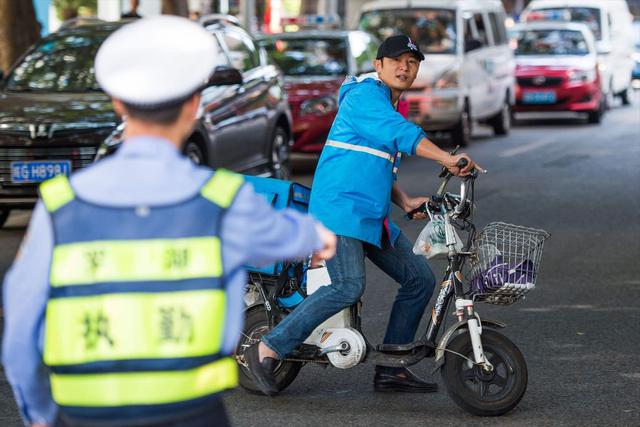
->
<box><xmin>522</xmin><ymin>0</ymin><xmax>635</xmax><ymax>105</ymax></box>
<box><xmin>358</xmin><ymin>0</ymin><xmax>515</xmax><ymax>146</ymax></box>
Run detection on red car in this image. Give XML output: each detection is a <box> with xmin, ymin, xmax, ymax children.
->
<box><xmin>261</xmin><ymin>30</ymin><xmax>380</xmax><ymax>153</ymax></box>
<box><xmin>512</xmin><ymin>22</ymin><xmax>605</xmax><ymax>123</ymax></box>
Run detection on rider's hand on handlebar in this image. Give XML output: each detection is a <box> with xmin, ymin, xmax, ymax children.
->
<box><xmin>403</xmin><ymin>196</ymin><xmax>429</xmax><ymax>220</ymax></box>
<box><xmin>311</xmin><ymin>223</ymin><xmax>337</xmax><ymax>267</ymax></box>
<box><xmin>443</xmin><ymin>153</ymin><xmax>484</xmax><ymax>176</ymax></box>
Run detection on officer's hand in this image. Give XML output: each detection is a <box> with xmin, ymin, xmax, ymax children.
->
<box><xmin>444</xmin><ymin>153</ymin><xmax>484</xmax><ymax>176</ymax></box>
<box><xmin>311</xmin><ymin>223</ymin><xmax>337</xmax><ymax>267</ymax></box>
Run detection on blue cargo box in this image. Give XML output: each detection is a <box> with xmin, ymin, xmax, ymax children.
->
<box><xmin>243</xmin><ymin>175</ymin><xmax>310</xmax><ymax>275</ymax></box>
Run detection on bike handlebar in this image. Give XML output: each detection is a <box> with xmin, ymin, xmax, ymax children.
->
<box><xmin>405</xmin><ymin>154</ymin><xmax>480</xmax><ymax>220</ymax></box>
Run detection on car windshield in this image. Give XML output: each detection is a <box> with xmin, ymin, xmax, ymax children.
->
<box><xmin>5</xmin><ymin>32</ymin><xmax>107</xmax><ymax>92</ymax></box>
<box><xmin>264</xmin><ymin>38</ymin><xmax>348</xmax><ymax>76</ymax></box>
<box><xmin>515</xmin><ymin>29</ymin><xmax>590</xmax><ymax>56</ymax></box>
<box><xmin>359</xmin><ymin>9</ymin><xmax>456</xmax><ymax>54</ymax></box>
<box><xmin>527</xmin><ymin>8</ymin><xmax>602</xmax><ymax>40</ymax></box>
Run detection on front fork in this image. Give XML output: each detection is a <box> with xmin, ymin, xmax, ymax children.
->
<box><xmin>455</xmin><ymin>298</ymin><xmax>493</xmax><ymax>372</ymax></box>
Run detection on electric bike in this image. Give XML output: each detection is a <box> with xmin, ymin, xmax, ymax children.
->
<box><xmin>235</xmin><ymin>159</ymin><xmax>550</xmax><ymax>416</ymax></box>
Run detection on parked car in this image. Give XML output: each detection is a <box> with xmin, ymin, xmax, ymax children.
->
<box><xmin>512</xmin><ymin>21</ymin><xmax>604</xmax><ymax>123</ymax></box>
<box><xmin>358</xmin><ymin>0</ymin><xmax>515</xmax><ymax>146</ymax></box>
<box><xmin>0</xmin><ymin>18</ymin><xmax>292</xmax><ymax>228</ymax></box>
<box><xmin>522</xmin><ymin>0</ymin><xmax>635</xmax><ymax>105</ymax></box>
<box><xmin>259</xmin><ymin>30</ymin><xmax>379</xmax><ymax>153</ymax></box>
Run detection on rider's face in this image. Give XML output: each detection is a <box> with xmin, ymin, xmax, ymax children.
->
<box><xmin>374</xmin><ymin>53</ymin><xmax>420</xmax><ymax>93</ymax></box>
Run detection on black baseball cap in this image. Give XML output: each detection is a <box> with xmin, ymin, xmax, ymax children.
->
<box><xmin>376</xmin><ymin>35</ymin><xmax>425</xmax><ymax>61</ymax></box>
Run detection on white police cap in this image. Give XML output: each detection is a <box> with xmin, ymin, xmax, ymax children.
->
<box><xmin>95</xmin><ymin>15</ymin><xmax>216</xmax><ymax>107</ymax></box>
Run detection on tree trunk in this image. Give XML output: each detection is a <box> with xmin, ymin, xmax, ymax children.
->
<box><xmin>0</xmin><ymin>0</ymin><xmax>40</xmax><ymax>74</ymax></box>
<box><xmin>162</xmin><ymin>0</ymin><xmax>189</xmax><ymax>17</ymax></box>
<box><xmin>302</xmin><ymin>0</ymin><xmax>319</xmax><ymax>15</ymax></box>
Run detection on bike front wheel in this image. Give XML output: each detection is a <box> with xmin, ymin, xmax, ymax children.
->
<box><xmin>441</xmin><ymin>328</ymin><xmax>527</xmax><ymax>416</ymax></box>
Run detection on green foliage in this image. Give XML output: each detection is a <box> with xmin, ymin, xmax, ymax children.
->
<box><xmin>52</xmin><ymin>0</ymin><xmax>98</xmax><ymax>20</ymax></box>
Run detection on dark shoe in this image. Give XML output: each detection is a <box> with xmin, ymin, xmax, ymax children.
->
<box><xmin>245</xmin><ymin>343</ymin><xmax>279</xmax><ymax>396</ymax></box>
<box><xmin>374</xmin><ymin>368</ymin><xmax>438</xmax><ymax>393</ymax></box>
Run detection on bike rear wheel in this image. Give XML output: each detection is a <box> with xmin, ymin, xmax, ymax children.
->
<box><xmin>235</xmin><ymin>307</ymin><xmax>302</xmax><ymax>394</ymax></box>
<box><xmin>441</xmin><ymin>328</ymin><xmax>527</xmax><ymax>416</ymax></box>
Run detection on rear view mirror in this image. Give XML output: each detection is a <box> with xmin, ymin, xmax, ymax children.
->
<box><xmin>464</xmin><ymin>38</ymin><xmax>482</xmax><ymax>53</ymax></box>
<box><xmin>207</xmin><ymin>66</ymin><xmax>243</xmax><ymax>86</ymax></box>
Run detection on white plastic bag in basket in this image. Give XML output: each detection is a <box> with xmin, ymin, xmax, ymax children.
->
<box><xmin>412</xmin><ymin>215</ymin><xmax>463</xmax><ymax>259</ymax></box>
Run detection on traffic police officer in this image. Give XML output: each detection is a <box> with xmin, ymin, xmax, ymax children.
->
<box><xmin>2</xmin><ymin>16</ymin><xmax>335</xmax><ymax>427</ymax></box>
<box><xmin>247</xmin><ymin>35</ymin><xmax>480</xmax><ymax>395</ymax></box>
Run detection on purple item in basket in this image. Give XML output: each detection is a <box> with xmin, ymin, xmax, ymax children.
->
<box><xmin>471</xmin><ymin>256</ymin><xmax>536</xmax><ymax>294</ymax></box>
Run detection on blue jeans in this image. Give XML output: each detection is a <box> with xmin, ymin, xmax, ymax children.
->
<box><xmin>263</xmin><ymin>233</ymin><xmax>436</xmax><ymax>364</ymax></box>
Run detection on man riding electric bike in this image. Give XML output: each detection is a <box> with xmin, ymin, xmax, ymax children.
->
<box><xmin>246</xmin><ymin>34</ymin><xmax>482</xmax><ymax>395</ymax></box>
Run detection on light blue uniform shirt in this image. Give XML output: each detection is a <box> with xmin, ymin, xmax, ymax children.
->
<box><xmin>309</xmin><ymin>77</ymin><xmax>425</xmax><ymax>247</ymax></box>
<box><xmin>2</xmin><ymin>136</ymin><xmax>322</xmax><ymax>425</ymax></box>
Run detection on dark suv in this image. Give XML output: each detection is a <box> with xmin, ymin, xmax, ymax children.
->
<box><xmin>0</xmin><ymin>18</ymin><xmax>292</xmax><ymax>228</ymax></box>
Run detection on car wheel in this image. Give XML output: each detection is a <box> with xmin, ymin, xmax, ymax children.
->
<box><xmin>620</xmin><ymin>86</ymin><xmax>632</xmax><ymax>106</ymax></box>
<box><xmin>587</xmin><ymin>105</ymin><xmax>602</xmax><ymax>124</ymax></box>
<box><xmin>0</xmin><ymin>209</ymin><xmax>10</xmax><ymax>228</ymax></box>
<box><xmin>490</xmin><ymin>99</ymin><xmax>511</xmax><ymax>136</ymax></box>
<box><xmin>451</xmin><ymin>105</ymin><xmax>471</xmax><ymax>147</ymax></box>
<box><xmin>269</xmin><ymin>126</ymin><xmax>291</xmax><ymax>180</ymax></box>
<box><xmin>184</xmin><ymin>140</ymin><xmax>205</xmax><ymax>166</ymax></box>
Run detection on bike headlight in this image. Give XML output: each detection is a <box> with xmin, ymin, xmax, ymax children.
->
<box><xmin>568</xmin><ymin>69</ymin><xmax>596</xmax><ymax>83</ymax></box>
<box><xmin>435</xmin><ymin>69</ymin><xmax>459</xmax><ymax>89</ymax></box>
<box><xmin>299</xmin><ymin>96</ymin><xmax>338</xmax><ymax>116</ymax></box>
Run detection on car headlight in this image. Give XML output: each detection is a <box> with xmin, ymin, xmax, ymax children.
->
<box><xmin>597</xmin><ymin>61</ymin><xmax>607</xmax><ymax>73</ymax></box>
<box><xmin>95</xmin><ymin>122</ymin><xmax>125</xmax><ymax>161</ymax></box>
<box><xmin>299</xmin><ymin>96</ymin><xmax>338</xmax><ymax>116</ymax></box>
<box><xmin>435</xmin><ymin>69</ymin><xmax>459</xmax><ymax>89</ymax></box>
<box><xmin>568</xmin><ymin>69</ymin><xmax>596</xmax><ymax>83</ymax></box>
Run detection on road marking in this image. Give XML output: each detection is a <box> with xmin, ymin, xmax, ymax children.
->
<box><xmin>500</xmin><ymin>138</ymin><xmax>556</xmax><ymax>157</ymax></box>
<box><xmin>620</xmin><ymin>373</ymin><xmax>640</xmax><ymax>380</ymax></box>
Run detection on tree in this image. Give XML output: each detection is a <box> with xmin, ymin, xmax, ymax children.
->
<box><xmin>0</xmin><ymin>0</ymin><xmax>40</xmax><ymax>74</ymax></box>
<box><xmin>162</xmin><ymin>0</ymin><xmax>189</xmax><ymax>17</ymax></box>
<box><xmin>52</xmin><ymin>0</ymin><xmax>97</xmax><ymax>21</ymax></box>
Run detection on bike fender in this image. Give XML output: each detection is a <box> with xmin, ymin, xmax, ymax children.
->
<box><xmin>433</xmin><ymin>319</ymin><xmax>506</xmax><ymax>369</ymax></box>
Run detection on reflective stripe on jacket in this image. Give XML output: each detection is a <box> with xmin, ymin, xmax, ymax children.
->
<box><xmin>309</xmin><ymin>77</ymin><xmax>425</xmax><ymax>247</ymax></box>
<box><xmin>40</xmin><ymin>170</ymin><xmax>242</xmax><ymax>415</ymax></box>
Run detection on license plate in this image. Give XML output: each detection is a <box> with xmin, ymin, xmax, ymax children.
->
<box><xmin>11</xmin><ymin>160</ymin><xmax>72</xmax><ymax>183</ymax></box>
<box><xmin>523</xmin><ymin>91</ymin><xmax>557</xmax><ymax>104</ymax></box>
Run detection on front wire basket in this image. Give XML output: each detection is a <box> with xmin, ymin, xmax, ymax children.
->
<box><xmin>468</xmin><ymin>222</ymin><xmax>550</xmax><ymax>305</ymax></box>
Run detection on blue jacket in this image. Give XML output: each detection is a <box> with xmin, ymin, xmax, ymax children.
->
<box><xmin>309</xmin><ymin>77</ymin><xmax>425</xmax><ymax>247</ymax></box>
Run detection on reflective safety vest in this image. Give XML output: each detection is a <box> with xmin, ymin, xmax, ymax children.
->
<box><xmin>40</xmin><ymin>170</ymin><xmax>243</xmax><ymax>416</ymax></box>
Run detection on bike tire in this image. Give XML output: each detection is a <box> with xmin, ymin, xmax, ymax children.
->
<box><xmin>236</xmin><ymin>306</ymin><xmax>303</xmax><ymax>394</ymax></box>
<box><xmin>441</xmin><ymin>328</ymin><xmax>527</xmax><ymax>416</ymax></box>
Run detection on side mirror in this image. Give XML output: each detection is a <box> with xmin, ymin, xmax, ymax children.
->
<box><xmin>464</xmin><ymin>38</ymin><xmax>483</xmax><ymax>53</ymax></box>
<box><xmin>596</xmin><ymin>41</ymin><xmax>612</xmax><ymax>55</ymax></box>
<box><xmin>207</xmin><ymin>66</ymin><xmax>243</xmax><ymax>86</ymax></box>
